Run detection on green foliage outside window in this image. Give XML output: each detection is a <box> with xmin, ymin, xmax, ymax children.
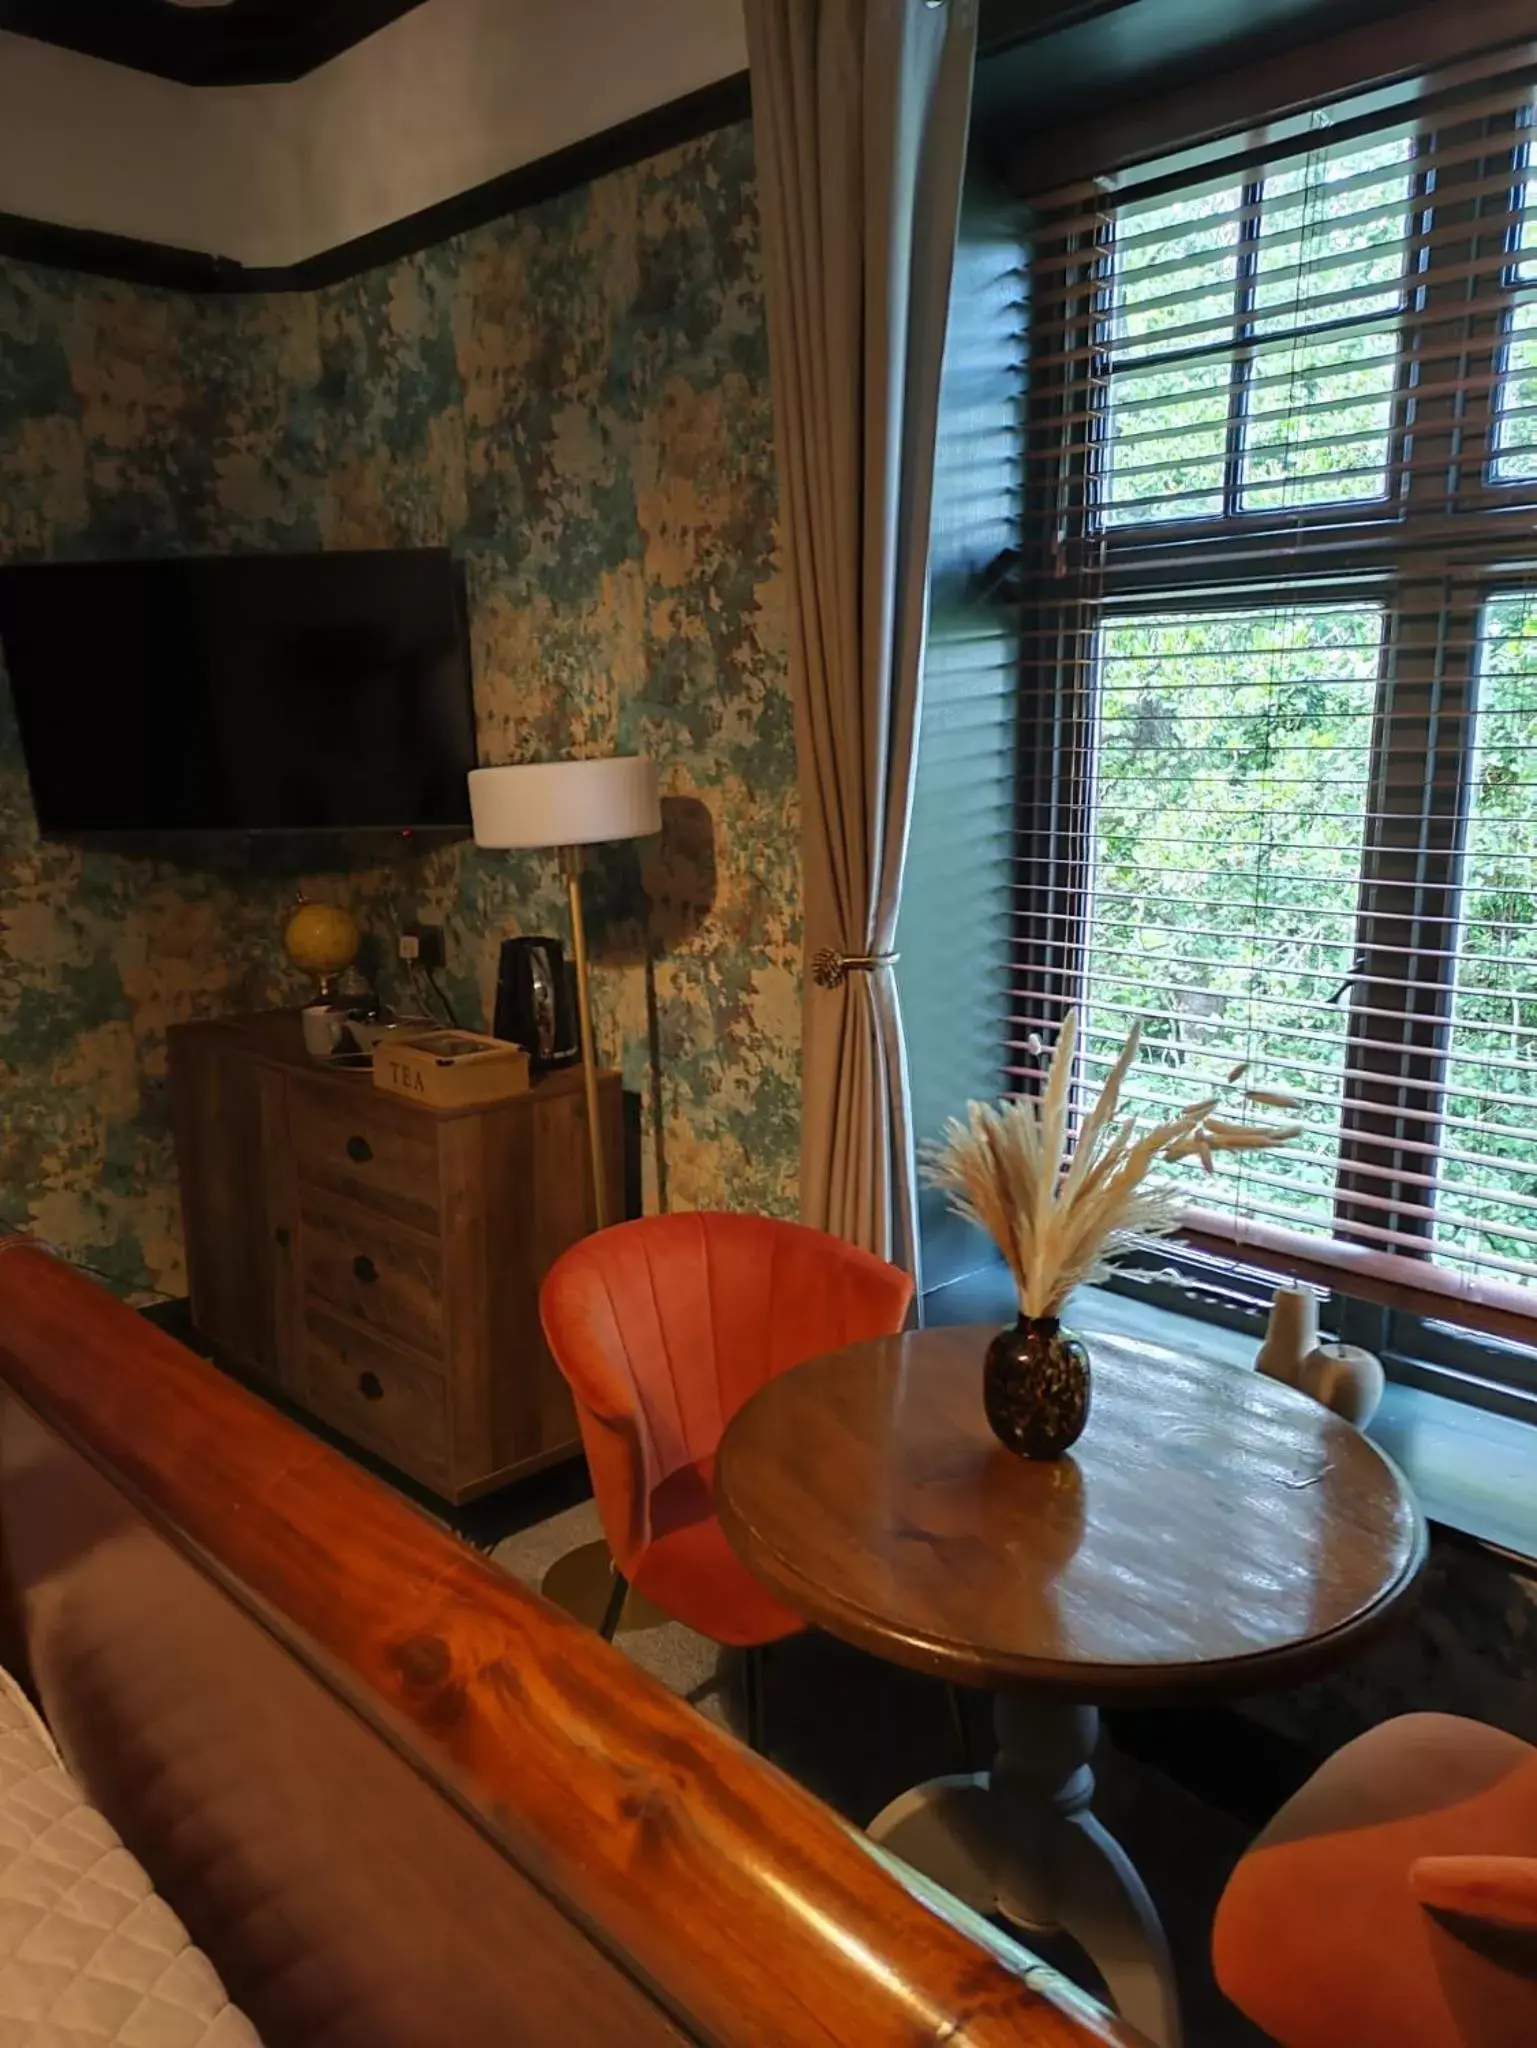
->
<box><xmin>1084</xmin><ymin>130</ymin><xmax>1537</xmax><ymax>1293</ymax></box>
<box><xmin>1440</xmin><ymin>596</ymin><xmax>1537</xmax><ymax>1277</ymax></box>
<box><xmin>1087</xmin><ymin>607</ymin><xmax>1377</xmax><ymax>1232</ymax></box>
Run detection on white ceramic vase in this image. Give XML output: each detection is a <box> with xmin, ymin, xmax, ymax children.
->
<box><xmin>1253</xmin><ymin>1285</ymin><xmax>1319</xmax><ymax>1391</ymax></box>
<box><xmin>1254</xmin><ymin>1285</ymin><xmax>1384</xmax><ymax>1429</ymax></box>
<box><xmin>1294</xmin><ymin>1342</ymin><xmax>1385</xmax><ymax>1429</ymax></box>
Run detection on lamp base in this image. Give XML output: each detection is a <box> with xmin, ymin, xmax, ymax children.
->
<box><xmin>540</xmin><ymin>1541</ymin><xmax>668</xmax><ymax>1635</ymax></box>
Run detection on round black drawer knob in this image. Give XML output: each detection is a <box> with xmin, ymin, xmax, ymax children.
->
<box><xmin>273</xmin><ymin>1226</ymin><xmax>290</xmax><ymax>1250</ymax></box>
<box><xmin>358</xmin><ymin>1371</ymin><xmax>384</xmax><ymax>1402</ymax></box>
<box><xmin>353</xmin><ymin>1254</ymin><xmax>378</xmax><ymax>1285</ymax></box>
<box><xmin>346</xmin><ymin>1135</ymin><xmax>373</xmax><ymax>1164</ymax></box>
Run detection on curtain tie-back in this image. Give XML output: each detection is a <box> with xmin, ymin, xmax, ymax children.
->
<box><xmin>811</xmin><ymin>948</ymin><xmax>901</xmax><ymax>990</ymax></box>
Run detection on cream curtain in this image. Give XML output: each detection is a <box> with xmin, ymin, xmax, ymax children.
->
<box><xmin>745</xmin><ymin>0</ymin><xmax>977</xmax><ymax>1277</ymax></box>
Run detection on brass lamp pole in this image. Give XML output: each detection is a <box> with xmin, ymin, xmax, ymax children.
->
<box><xmin>560</xmin><ymin>844</ymin><xmax>607</xmax><ymax>1228</ymax></box>
<box><xmin>468</xmin><ymin>758</ymin><xmax>662</xmax><ymax>1234</ymax></box>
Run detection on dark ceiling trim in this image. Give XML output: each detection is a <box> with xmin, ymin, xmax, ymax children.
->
<box><xmin>0</xmin><ymin>71</ymin><xmax>752</xmax><ymax>295</ymax></box>
<box><xmin>4</xmin><ymin>0</ymin><xmax>1049</xmax><ymax>82</ymax></box>
<box><xmin>11</xmin><ymin>0</ymin><xmax>1039</xmax><ymax>86</ymax></box>
<box><xmin>0</xmin><ymin>1</ymin><xmax>429</xmax><ymax>87</ymax></box>
<box><xmin>0</xmin><ymin>210</ymin><xmax>238</xmax><ymax>294</ymax></box>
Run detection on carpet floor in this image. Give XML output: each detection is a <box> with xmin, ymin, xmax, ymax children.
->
<box><xmin>494</xmin><ymin>1501</ymin><xmax>1270</xmax><ymax>2048</ymax></box>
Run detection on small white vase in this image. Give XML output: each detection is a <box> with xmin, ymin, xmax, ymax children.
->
<box><xmin>1295</xmin><ymin>1343</ymin><xmax>1385</xmax><ymax>1429</ymax></box>
<box><xmin>1254</xmin><ymin>1285</ymin><xmax>1319</xmax><ymax>1392</ymax></box>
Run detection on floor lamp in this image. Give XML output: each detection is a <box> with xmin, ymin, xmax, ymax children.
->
<box><xmin>468</xmin><ymin>756</ymin><xmax>661</xmax><ymax>1230</ymax></box>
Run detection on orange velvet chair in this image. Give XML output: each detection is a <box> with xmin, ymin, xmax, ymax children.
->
<box><xmin>540</xmin><ymin>1212</ymin><xmax>914</xmax><ymax>1741</ymax></box>
<box><xmin>1213</xmin><ymin>1713</ymin><xmax>1537</xmax><ymax>2048</ymax></box>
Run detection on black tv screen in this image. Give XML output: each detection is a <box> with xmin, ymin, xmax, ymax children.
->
<box><xmin>0</xmin><ymin>549</ymin><xmax>477</xmax><ymax>833</ymax></box>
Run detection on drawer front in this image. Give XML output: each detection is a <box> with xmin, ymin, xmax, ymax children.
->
<box><xmin>288</xmin><ymin>1079</ymin><xmax>441</xmax><ymax>1233</ymax></box>
<box><xmin>303</xmin><ymin>1310</ymin><xmax>450</xmax><ymax>1484</ymax></box>
<box><xmin>300</xmin><ymin>1192</ymin><xmax>444</xmax><ymax>1358</ymax></box>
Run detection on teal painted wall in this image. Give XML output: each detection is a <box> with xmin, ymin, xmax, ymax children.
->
<box><xmin>898</xmin><ymin>185</ymin><xmax>1024</xmax><ymax>1293</ymax></box>
<box><xmin>0</xmin><ymin>123</ymin><xmax>800</xmax><ymax>1297</ymax></box>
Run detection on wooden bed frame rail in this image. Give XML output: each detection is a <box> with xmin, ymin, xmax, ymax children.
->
<box><xmin>0</xmin><ymin>1239</ymin><xmax>1138</xmax><ymax>2047</ymax></box>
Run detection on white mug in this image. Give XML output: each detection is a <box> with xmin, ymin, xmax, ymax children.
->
<box><xmin>301</xmin><ymin>1003</ymin><xmax>348</xmax><ymax>1060</ymax></box>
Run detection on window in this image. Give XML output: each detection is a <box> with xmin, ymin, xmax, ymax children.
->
<box><xmin>1103</xmin><ymin>141</ymin><xmax>1414</xmax><ymax>525</ymax></box>
<box><xmin>1013</xmin><ymin>55</ymin><xmax>1537</xmax><ymax>1396</ymax></box>
<box><xmin>1086</xmin><ymin>602</ymin><xmax>1380</xmax><ymax>1239</ymax></box>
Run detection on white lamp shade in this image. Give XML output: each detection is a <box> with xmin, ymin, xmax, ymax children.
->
<box><xmin>468</xmin><ymin>757</ymin><xmax>662</xmax><ymax>849</ymax></box>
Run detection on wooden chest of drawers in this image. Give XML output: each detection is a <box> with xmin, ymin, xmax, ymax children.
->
<box><xmin>168</xmin><ymin>1011</ymin><xmax>623</xmax><ymax>1502</ymax></box>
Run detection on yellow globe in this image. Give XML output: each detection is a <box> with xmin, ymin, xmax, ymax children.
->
<box><xmin>283</xmin><ymin>899</ymin><xmax>359</xmax><ymax>991</ymax></box>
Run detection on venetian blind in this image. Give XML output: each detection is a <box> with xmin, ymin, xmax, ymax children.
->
<box><xmin>1013</xmin><ymin>52</ymin><xmax>1537</xmax><ymax>1321</ymax></box>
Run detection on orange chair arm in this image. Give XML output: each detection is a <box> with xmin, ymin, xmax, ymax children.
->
<box><xmin>1411</xmin><ymin>1855</ymin><xmax>1537</xmax><ymax>1938</ymax></box>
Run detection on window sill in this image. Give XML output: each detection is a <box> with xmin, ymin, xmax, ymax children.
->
<box><xmin>921</xmin><ymin>1262</ymin><xmax>1537</xmax><ymax>1568</ymax></box>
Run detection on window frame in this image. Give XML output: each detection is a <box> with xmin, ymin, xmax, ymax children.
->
<box><xmin>1011</xmin><ymin>72</ymin><xmax>1537</xmax><ymax>1406</ymax></box>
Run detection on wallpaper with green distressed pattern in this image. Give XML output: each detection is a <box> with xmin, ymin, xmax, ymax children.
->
<box><xmin>0</xmin><ymin>123</ymin><xmax>800</xmax><ymax>1297</ymax></box>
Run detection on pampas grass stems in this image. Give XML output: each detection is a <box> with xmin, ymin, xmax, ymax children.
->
<box><xmin>923</xmin><ymin>1011</ymin><xmax>1299</xmax><ymax>1320</ymax></box>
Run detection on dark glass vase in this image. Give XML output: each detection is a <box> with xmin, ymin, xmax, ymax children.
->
<box><xmin>983</xmin><ymin>1316</ymin><xmax>1091</xmax><ymax>1460</ymax></box>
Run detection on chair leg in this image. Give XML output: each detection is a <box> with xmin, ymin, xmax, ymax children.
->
<box><xmin>743</xmin><ymin>1645</ymin><xmax>768</xmax><ymax>1755</ymax></box>
<box><xmin>946</xmin><ymin>1683</ymin><xmax>978</xmax><ymax>1773</ymax></box>
<box><xmin>598</xmin><ymin>1567</ymin><xmax>629</xmax><ymax>1642</ymax></box>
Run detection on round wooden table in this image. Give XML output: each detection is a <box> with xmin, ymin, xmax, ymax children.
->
<box><xmin>716</xmin><ymin>1323</ymin><xmax>1426</xmax><ymax>2048</ymax></box>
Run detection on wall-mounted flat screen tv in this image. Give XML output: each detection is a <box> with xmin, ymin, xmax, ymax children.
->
<box><xmin>0</xmin><ymin>548</ymin><xmax>477</xmax><ymax>833</ymax></box>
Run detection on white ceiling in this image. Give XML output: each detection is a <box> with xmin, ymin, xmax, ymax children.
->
<box><xmin>0</xmin><ymin>0</ymin><xmax>747</xmax><ymax>268</ymax></box>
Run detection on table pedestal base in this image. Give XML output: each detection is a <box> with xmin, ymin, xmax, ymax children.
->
<box><xmin>867</xmin><ymin>1700</ymin><xmax>1182</xmax><ymax>2048</ymax></box>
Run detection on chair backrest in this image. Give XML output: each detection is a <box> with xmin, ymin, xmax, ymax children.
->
<box><xmin>540</xmin><ymin>1212</ymin><xmax>913</xmax><ymax>1571</ymax></box>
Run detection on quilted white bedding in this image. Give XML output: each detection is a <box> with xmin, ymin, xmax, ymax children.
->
<box><xmin>0</xmin><ymin>1666</ymin><xmax>259</xmax><ymax>2046</ymax></box>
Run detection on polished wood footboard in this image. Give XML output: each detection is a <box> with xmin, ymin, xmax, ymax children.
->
<box><xmin>0</xmin><ymin>1238</ymin><xmax>1138</xmax><ymax>2047</ymax></box>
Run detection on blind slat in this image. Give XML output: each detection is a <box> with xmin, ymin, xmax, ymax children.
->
<box><xmin>1007</xmin><ymin>59</ymin><xmax>1537</xmax><ymax>1322</ymax></box>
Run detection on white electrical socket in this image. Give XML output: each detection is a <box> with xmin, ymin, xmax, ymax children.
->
<box><xmin>398</xmin><ymin>933</ymin><xmax>421</xmax><ymax>962</ymax></box>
